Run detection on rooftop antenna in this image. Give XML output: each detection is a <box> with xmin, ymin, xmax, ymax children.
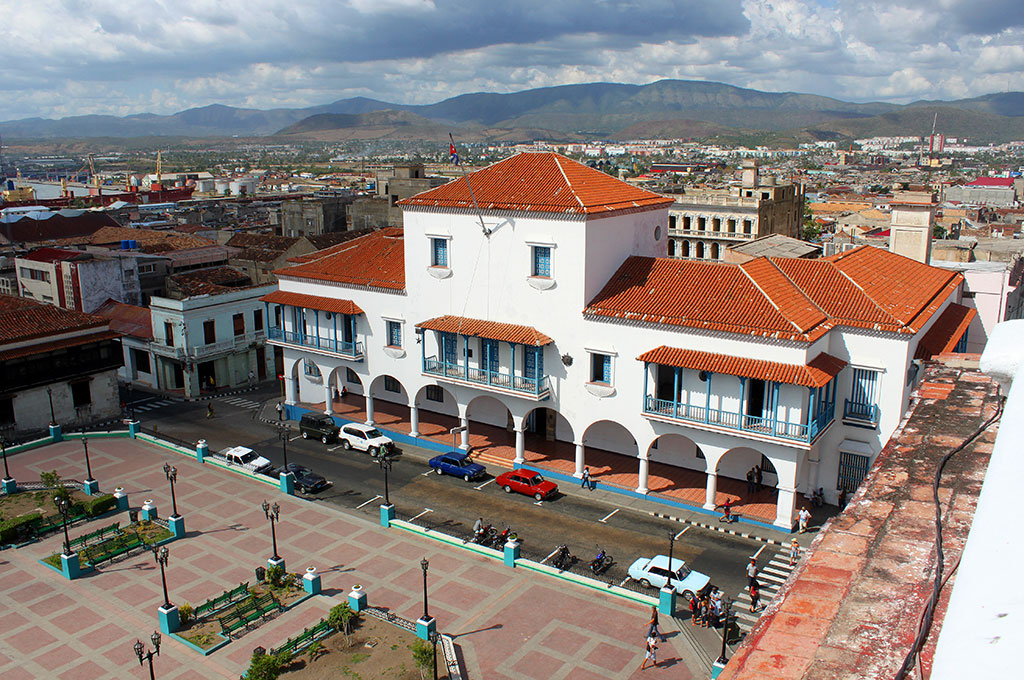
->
<box><xmin>449</xmin><ymin>133</ymin><xmax>490</xmax><ymax>237</ymax></box>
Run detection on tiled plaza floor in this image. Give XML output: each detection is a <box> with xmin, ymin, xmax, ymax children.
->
<box><xmin>0</xmin><ymin>437</ymin><xmax>702</xmax><ymax>679</ymax></box>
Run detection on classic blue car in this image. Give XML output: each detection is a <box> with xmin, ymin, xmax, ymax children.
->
<box><xmin>427</xmin><ymin>451</ymin><xmax>486</xmax><ymax>481</ymax></box>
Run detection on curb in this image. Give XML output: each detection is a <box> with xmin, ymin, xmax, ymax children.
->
<box><xmin>647</xmin><ymin>511</ymin><xmax>787</xmax><ymax>546</ymax></box>
<box><xmin>183</xmin><ymin>386</ymin><xmax>261</xmax><ymax>402</ymax></box>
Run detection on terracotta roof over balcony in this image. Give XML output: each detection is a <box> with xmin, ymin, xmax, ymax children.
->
<box><xmin>914</xmin><ymin>302</ymin><xmax>976</xmax><ymax>360</ymax></box>
<box><xmin>416</xmin><ymin>315</ymin><xmax>553</xmax><ymax>346</ymax></box>
<box><xmin>637</xmin><ymin>346</ymin><xmax>846</xmax><ymax>388</ymax></box>
<box><xmin>259</xmin><ymin>290</ymin><xmax>364</xmax><ymax>316</ymax></box>
<box><xmin>399</xmin><ymin>152</ymin><xmax>673</xmax><ymax>216</ymax></box>
<box><xmin>275</xmin><ymin>228</ymin><xmax>404</xmax><ymax>291</ymax></box>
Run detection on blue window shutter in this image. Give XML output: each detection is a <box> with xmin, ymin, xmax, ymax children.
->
<box><xmin>533</xmin><ymin>246</ymin><xmax>551</xmax><ymax>277</ymax></box>
<box><xmin>524</xmin><ymin>347</ymin><xmax>536</xmax><ymax>378</ymax></box>
<box><xmin>602</xmin><ymin>355</ymin><xmax>611</xmax><ymax>383</ymax></box>
<box><xmin>537</xmin><ymin>347</ymin><xmax>544</xmax><ymax>376</ymax></box>
<box><xmin>432</xmin><ymin>238</ymin><xmax>448</xmax><ymax>267</ymax></box>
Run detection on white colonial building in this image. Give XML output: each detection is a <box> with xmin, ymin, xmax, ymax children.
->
<box><xmin>264</xmin><ymin>153</ymin><xmax>971</xmax><ymax>529</ymax></box>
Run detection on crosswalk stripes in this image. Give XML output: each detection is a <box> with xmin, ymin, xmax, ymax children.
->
<box><xmin>131</xmin><ymin>399</ymin><xmax>174</xmax><ymax>413</ymax></box>
<box><xmin>731</xmin><ymin>546</ymin><xmax>801</xmax><ymax>633</ymax></box>
<box><xmin>218</xmin><ymin>396</ymin><xmax>260</xmax><ymax>410</ymax></box>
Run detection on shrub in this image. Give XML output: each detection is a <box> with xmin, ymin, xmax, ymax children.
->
<box><xmin>245</xmin><ymin>650</ymin><xmax>289</xmax><ymax>680</ymax></box>
<box><xmin>411</xmin><ymin>639</ymin><xmax>434</xmax><ymax>680</ymax></box>
<box><xmin>40</xmin><ymin>470</ymin><xmax>70</xmax><ymax>506</ymax></box>
<box><xmin>0</xmin><ymin>512</ymin><xmax>42</xmax><ymax>544</ymax></box>
<box><xmin>178</xmin><ymin>602</ymin><xmax>193</xmax><ymax>625</ymax></box>
<box><xmin>84</xmin><ymin>494</ymin><xmax>116</xmax><ymax>517</ymax></box>
<box><xmin>306</xmin><ymin>641</ymin><xmax>326</xmax><ymax>661</ymax></box>
<box><xmin>328</xmin><ymin>602</ymin><xmax>357</xmax><ymax>639</ymax></box>
<box><xmin>265</xmin><ymin>564</ymin><xmax>285</xmax><ymax>588</ymax></box>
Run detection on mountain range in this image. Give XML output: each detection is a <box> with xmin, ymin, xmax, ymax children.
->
<box><xmin>3</xmin><ymin>80</ymin><xmax>1024</xmax><ymax>143</ymax></box>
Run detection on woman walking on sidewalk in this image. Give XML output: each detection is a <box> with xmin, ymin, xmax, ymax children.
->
<box><xmin>749</xmin><ymin>583</ymin><xmax>761</xmax><ymax>612</ymax></box>
<box><xmin>640</xmin><ymin>636</ymin><xmax>658</xmax><ymax>670</ymax></box>
<box><xmin>646</xmin><ymin>606</ymin><xmax>666</xmax><ymax>643</ymax></box>
<box><xmin>789</xmin><ymin>539</ymin><xmax>800</xmax><ymax>567</ymax></box>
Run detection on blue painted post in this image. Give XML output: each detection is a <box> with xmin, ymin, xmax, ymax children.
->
<box><xmin>114</xmin><ymin>487</ymin><xmax>129</xmax><ymax>511</ymax></box>
<box><xmin>158</xmin><ymin>605</ymin><xmax>180</xmax><ymax>634</ymax></box>
<box><xmin>302</xmin><ymin>567</ymin><xmax>322</xmax><ymax>595</ymax></box>
<box><xmin>196</xmin><ymin>439</ymin><xmax>208</xmax><ymax>464</ymax></box>
<box><xmin>83</xmin><ymin>479</ymin><xmax>99</xmax><ymax>496</ymax></box>
<box><xmin>49</xmin><ymin>423</ymin><xmax>63</xmax><ymax>442</ymax></box>
<box><xmin>168</xmin><ymin>515</ymin><xmax>186</xmax><ymax>539</ymax></box>
<box><xmin>128</xmin><ymin>420</ymin><xmax>141</xmax><ymax>438</ymax></box>
<box><xmin>314</xmin><ymin>309</ymin><xmax>319</xmax><ymax>348</ymax></box>
<box><xmin>510</xmin><ymin>342</ymin><xmax>516</xmax><ymax>388</ymax></box>
<box><xmin>504</xmin><ymin>539</ymin><xmax>520</xmax><ymax>568</ymax></box>
<box><xmin>60</xmin><ymin>552</ymin><xmax>81</xmax><ymax>580</ymax></box>
<box><xmin>268</xmin><ymin>555</ymin><xmax>286</xmax><ymax>572</ymax></box>
<box><xmin>705</xmin><ymin>374</ymin><xmax>712</xmax><ymax>423</ymax></box>
<box><xmin>348</xmin><ymin>585</ymin><xmax>367</xmax><ymax>612</ymax></box>
<box><xmin>673</xmin><ymin>366</ymin><xmax>680</xmax><ymax>418</ymax></box>
<box><xmin>279</xmin><ymin>471</ymin><xmax>295</xmax><ymax>496</ymax></box>
<box><xmin>140</xmin><ymin>499</ymin><xmax>158</xmax><ymax>522</ymax></box>
<box><xmin>712</xmin><ymin>660</ymin><xmax>727</xmax><ymax>678</ymax></box>
<box><xmin>659</xmin><ymin>587</ymin><xmax>677</xmax><ymax>616</ymax></box>
<box><xmin>2</xmin><ymin>478</ymin><xmax>17</xmax><ymax>494</ymax></box>
<box><xmin>416</xmin><ymin>616</ymin><xmax>436</xmax><ymax>642</ymax></box>
<box><xmin>380</xmin><ymin>503</ymin><xmax>395</xmax><ymax>528</ymax></box>
<box><xmin>739</xmin><ymin>377</ymin><xmax>748</xmax><ymax>430</ymax></box>
<box><xmin>463</xmin><ymin>335</ymin><xmax>469</xmax><ymax>380</ymax></box>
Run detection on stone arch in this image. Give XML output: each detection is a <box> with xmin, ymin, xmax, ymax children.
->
<box><xmin>412</xmin><ymin>383</ymin><xmax>459</xmax><ymax>419</ymax></box>
<box><xmin>646</xmin><ymin>432</ymin><xmax>704</xmax><ymax>471</ymax></box>
<box><xmin>368</xmin><ymin>374</ymin><xmax>409</xmax><ymax>405</ymax></box>
<box><xmin>682</xmin><ymin>241</ymin><xmax>691</xmax><ymax>258</ymax></box>
<box><xmin>326</xmin><ymin>364</ymin><xmax>364</xmax><ymax>396</ymax></box>
<box><xmin>522</xmin><ymin>406</ymin><xmax>575</xmax><ymax>444</ymax></box>
<box><xmin>696</xmin><ymin>241</ymin><xmax>705</xmax><ymax>259</ymax></box>
<box><xmin>715</xmin><ymin>446</ymin><xmax>768</xmax><ymax>481</ymax></box>
<box><xmin>711</xmin><ymin>242</ymin><xmax>720</xmax><ymax>260</ymax></box>
<box><xmin>466</xmin><ymin>394</ymin><xmax>514</xmax><ymax>431</ymax></box>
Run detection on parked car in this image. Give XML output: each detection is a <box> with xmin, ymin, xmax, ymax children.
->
<box><xmin>337</xmin><ymin>423</ymin><xmax>393</xmax><ymax>456</ymax></box>
<box><xmin>627</xmin><ymin>555</ymin><xmax>711</xmax><ymax>600</ymax></box>
<box><xmin>495</xmin><ymin>469</ymin><xmax>558</xmax><ymax>501</ymax></box>
<box><xmin>428</xmin><ymin>451</ymin><xmax>486</xmax><ymax>481</ymax></box>
<box><xmin>299</xmin><ymin>413</ymin><xmax>340</xmax><ymax>444</ymax></box>
<box><xmin>272</xmin><ymin>463</ymin><xmax>331</xmax><ymax>494</ymax></box>
<box><xmin>212</xmin><ymin>446</ymin><xmax>274</xmax><ymax>475</ymax></box>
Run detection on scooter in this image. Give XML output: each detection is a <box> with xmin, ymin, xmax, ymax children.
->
<box><xmin>473</xmin><ymin>523</ymin><xmax>494</xmax><ymax>545</ymax></box>
<box><xmin>493</xmin><ymin>525</ymin><xmax>518</xmax><ymax>547</ymax></box>
<box><xmin>552</xmin><ymin>544</ymin><xmax>575</xmax><ymax>571</ymax></box>
<box><xmin>590</xmin><ymin>547</ymin><xmax>613</xmax><ymax>574</ymax></box>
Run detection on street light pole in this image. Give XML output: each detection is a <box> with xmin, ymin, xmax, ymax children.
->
<box><xmin>82</xmin><ymin>436</ymin><xmax>94</xmax><ymax>482</ymax></box>
<box><xmin>1</xmin><ymin>437</ymin><xmax>10</xmax><ymax>480</ymax></box>
<box><xmin>379</xmin><ymin>455</ymin><xmax>392</xmax><ymax>506</ymax></box>
<box><xmin>133</xmin><ymin>632</ymin><xmax>161</xmax><ymax>680</ymax></box>
<box><xmin>420</xmin><ymin>557</ymin><xmax>429</xmax><ymax>621</ymax></box>
<box><xmin>717</xmin><ymin>595</ymin><xmax>732</xmax><ymax>665</ymax></box>
<box><xmin>162</xmin><ymin>463</ymin><xmax>178</xmax><ymax>517</ymax></box>
<box><xmin>55</xmin><ymin>496</ymin><xmax>72</xmax><ymax>556</ymax></box>
<box><xmin>279</xmin><ymin>424</ymin><xmax>290</xmax><ymax>469</ymax></box>
<box><xmin>668</xmin><ymin>530</ymin><xmax>675</xmax><ymax>574</ymax></box>
<box><xmin>46</xmin><ymin>386</ymin><xmax>56</xmax><ymax>425</ymax></box>
<box><xmin>153</xmin><ymin>546</ymin><xmax>171</xmax><ymax>609</ymax></box>
<box><xmin>262</xmin><ymin>500</ymin><xmax>281</xmax><ymax>561</ymax></box>
<box><xmin>128</xmin><ymin>383</ymin><xmax>135</xmax><ymax>421</ymax></box>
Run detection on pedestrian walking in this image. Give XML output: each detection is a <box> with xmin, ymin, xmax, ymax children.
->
<box><xmin>647</xmin><ymin>606</ymin><xmax>666</xmax><ymax>642</ymax></box>
<box><xmin>746</xmin><ymin>467</ymin><xmax>756</xmax><ymax>495</ymax></box>
<box><xmin>689</xmin><ymin>592</ymin><xmax>700</xmax><ymax>625</ymax></box>
<box><xmin>247</xmin><ymin>370</ymin><xmax>256</xmax><ymax>388</ymax></box>
<box><xmin>746</xmin><ymin>557</ymin><xmax>759</xmax><ymax>588</ymax></box>
<box><xmin>789</xmin><ymin>539</ymin><xmax>800</xmax><ymax>567</ymax></box>
<box><xmin>206</xmin><ymin>403</ymin><xmax>215</xmax><ymax>419</ymax></box>
<box><xmin>798</xmin><ymin>506</ymin><xmax>811</xmax><ymax>533</ymax></box>
<box><xmin>640</xmin><ymin>636</ymin><xmax>658</xmax><ymax>670</ymax></box>
<box><xmin>581</xmin><ymin>466</ymin><xmax>592</xmax><ymax>490</ymax></box>
<box><xmin>838</xmin><ymin>487</ymin><xmax>848</xmax><ymax>508</ymax></box>
<box><xmin>275</xmin><ymin>401</ymin><xmax>284</xmax><ymax>421</ymax></box>
<box><xmin>749</xmin><ymin>583</ymin><xmax>761</xmax><ymax>612</ymax></box>
<box><xmin>718</xmin><ymin>498</ymin><xmax>734</xmax><ymax>523</ymax></box>
<box><xmin>755</xmin><ymin>465</ymin><xmax>763</xmax><ymax>491</ymax></box>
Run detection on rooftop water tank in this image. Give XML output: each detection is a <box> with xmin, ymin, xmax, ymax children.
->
<box><xmin>120</xmin><ymin>239</ymin><xmax>130</xmax><ymax>250</ymax></box>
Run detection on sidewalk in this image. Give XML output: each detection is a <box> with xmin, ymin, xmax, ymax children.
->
<box><xmin>0</xmin><ymin>436</ymin><xmax>710</xmax><ymax>679</ymax></box>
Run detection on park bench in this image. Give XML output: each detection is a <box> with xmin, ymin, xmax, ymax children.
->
<box><xmin>218</xmin><ymin>611</ymin><xmax>244</xmax><ymax>636</ymax></box>
<box><xmin>194</xmin><ymin>582</ymin><xmax>249</xmax><ymax>618</ymax></box>
<box><xmin>69</xmin><ymin>522</ymin><xmax>120</xmax><ymax>549</ymax></box>
<box><xmin>271</xmin><ymin>618</ymin><xmax>330</xmax><ymax>659</ymax></box>
<box><xmin>84</xmin><ymin>532</ymin><xmax>143</xmax><ymax>566</ymax></box>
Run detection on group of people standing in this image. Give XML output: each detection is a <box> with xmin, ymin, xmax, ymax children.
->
<box><xmin>745</xmin><ymin>465</ymin><xmax>764</xmax><ymax>495</ymax></box>
<box><xmin>688</xmin><ymin>587</ymin><xmax>725</xmax><ymax>628</ymax></box>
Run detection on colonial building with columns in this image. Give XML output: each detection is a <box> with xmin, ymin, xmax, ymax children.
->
<box><xmin>263</xmin><ymin>152</ymin><xmax>971</xmax><ymax>529</ymax></box>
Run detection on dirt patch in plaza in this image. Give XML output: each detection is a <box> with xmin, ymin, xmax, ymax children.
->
<box><xmin>0</xmin><ymin>489</ymin><xmax>90</xmax><ymax>519</ymax></box>
<box><xmin>279</xmin><ymin>615</ymin><xmax>444</xmax><ymax>680</ymax></box>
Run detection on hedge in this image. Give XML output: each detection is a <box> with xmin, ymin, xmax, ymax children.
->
<box><xmin>0</xmin><ymin>512</ymin><xmax>42</xmax><ymax>544</ymax></box>
<box><xmin>83</xmin><ymin>494</ymin><xmax>117</xmax><ymax>517</ymax></box>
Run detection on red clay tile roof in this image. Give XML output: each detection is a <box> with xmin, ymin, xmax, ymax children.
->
<box><xmin>966</xmin><ymin>176</ymin><xmax>1015</xmax><ymax>186</ymax></box>
<box><xmin>416</xmin><ymin>315</ymin><xmax>552</xmax><ymax>346</ymax></box>
<box><xmin>0</xmin><ymin>329</ymin><xmax>121</xmax><ymax>360</ymax></box>
<box><xmin>914</xmin><ymin>303</ymin><xmax>976</xmax><ymax>360</ymax></box>
<box><xmin>637</xmin><ymin>346</ymin><xmax>845</xmax><ymax>388</ymax></box>
<box><xmin>19</xmin><ymin>247</ymin><xmax>86</xmax><ymax>263</ymax></box>
<box><xmin>50</xmin><ymin>226</ymin><xmax>215</xmax><ymax>252</ymax></box>
<box><xmin>0</xmin><ymin>212</ymin><xmax>119</xmax><ymax>244</ymax></box>
<box><xmin>259</xmin><ymin>290</ymin><xmax>364</xmax><ymax>316</ymax></box>
<box><xmin>0</xmin><ymin>294</ymin><xmax>108</xmax><ymax>345</ymax></box>
<box><xmin>93</xmin><ymin>299</ymin><xmax>153</xmax><ymax>340</ymax></box>
<box><xmin>398</xmin><ymin>152</ymin><xmax>673</xmax><ymax>216</ymax></box>
<box><xmin>275</xmin><ymin>228</ymin><xmax>405</xmax><ymax>291</ymax></box>
<box><xmin>586</xmin><ymin>247</ymin><xmax>963</xmax><ymax>342</ymax></box>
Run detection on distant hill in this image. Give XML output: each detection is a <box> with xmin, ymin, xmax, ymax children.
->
<box><xmin>2</xmin><ymin>79</ymin><xmax>1023</xmax><ymax>143</ymax></box>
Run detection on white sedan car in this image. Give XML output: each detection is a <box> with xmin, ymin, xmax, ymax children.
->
<box><xmin>337</xmin><ymin>423</ymin><xmax>393</xmax><ymax>456</ymax></box>
<box><xmin>627</xmin><ymin>555</ymin><xmax>711</xmax><ymax>600</ymax></box>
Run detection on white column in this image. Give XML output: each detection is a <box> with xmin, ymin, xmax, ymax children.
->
<box><xmin>574</xmin><ymin>442</ymin><xmax>585</xmax><ymax>478</ymax></box>
<box><xmin>365</xmin><ymin>394</ymin><xmax>375</xmax><ymax>426</ymax></box>
<box><xmin>514</xmin><ymin>428</ymin><xmax>525</xmax><ymax>465</ymax></box>
<box><xmin>775</xmin><ymin>485</ymin><xmax>798</xmax><ymax>530</ymax></box>
<box><xmin>636</xmin><ymin>456</ymin><xmax>649</xmax><ymax>494</ymax></box>
<box><xmin>324</xmin><ymin>383</ymin><xmax>334</xmax><ymax>415</ymax></box>
<box><xmin>460</xmin><ymin>416</ymin><xmax>470</xmax><ymax>450</ymax></box>
<box><xmin>703</xmin><ymin>472</ymin><xmax>718</xmax><ymax>510</ymax></box>
<box><xmin>410</xmin><ymin>404</ymin><xmax>420</xmax><ymax>437</ymax></box>
<box><xmin>284</xmin><ymin>376</ymin><xmax>298</xmax><ymax>405</ymax></box>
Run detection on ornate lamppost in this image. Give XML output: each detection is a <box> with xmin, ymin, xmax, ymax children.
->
<box><xmin>261</xmin><ymin>499</ymin><xmax>281</xmax><ymax>562</ymax></box>
<box><xmin>153</xmin><ymin>545</ymin><xmax>171</xmax><ymax>609</ymax></box>
<box><xmin>46</xmin><ymin>386</ymin><xmax>56</xmax><ymax>426</ymax></box>
<box><xmin>82</xmin><ymin>436</ymin><xmax>95</xmax><ymax>483</ymax></box>
<box><xmin>379</xmin><ymin>455</ymin><xmax>392</xmax><ymax>506</ymax></box>
<box><xmin>54</xmin><ymin>495</ymin><xmax>73</xmax><ymax>556</ymax></box>
<box><xmin>162</xmin><ymin>463</ymin><xmax>179</xmax><ymax>517</ymax></box>
<box><xmin>132</xmin><ymin>632</ymin><xmax>161</xmax><ymax>680</ymax></box>
<box><xmin>717</xmin><ymin>595</ymin><xmax>733</xmax><ymax>666</ymax></box>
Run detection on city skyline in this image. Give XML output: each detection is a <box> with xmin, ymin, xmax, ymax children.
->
<box><xmin>1</xmin><ymin>0</ymin><xmax>1022</xmax><ymax>123</ymax></box>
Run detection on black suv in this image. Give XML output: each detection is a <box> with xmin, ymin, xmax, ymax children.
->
<box><xmin>299</xmin><ymin>413</ymin><xmax>340</xmax><ymax>444</ymax></box>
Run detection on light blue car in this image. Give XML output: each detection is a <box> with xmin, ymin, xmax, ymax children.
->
<box><xmin>627</xmin><ymin>555</ymin><xmax>711</xmax><ymax>600</ymax></box>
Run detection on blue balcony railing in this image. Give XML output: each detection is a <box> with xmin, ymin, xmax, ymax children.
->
<box><xmin>423</xmin><ymin>356</ymin><xmax>550</xmax><ymax>397</ymax></box>
<box><xmin>267</xmin><ymin>327</ymin><xmax>364</xmax><ymax>359</ymax></box>
<box><xmin>643</xmin><ymin>395</ymin><xmax>832</xmax><ymax>443</ymax></box>
<box><xmin>843</xmin><ymin>399</ymin><xmax>880</xmax><ymax>427</ymax></box>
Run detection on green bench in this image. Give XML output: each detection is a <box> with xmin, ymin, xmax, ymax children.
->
<box><xmin>271</xmin><ymin>618</ymin><xmax>330</xmax><ymax>659</ymax></box>
<box><xmin>194</xmin><ymin>582</ymin><xmax>249</xmax><ymax>619</ymax></box>
<box><xmin>84</xmin><ymin>532</ymin><xmax>143</xmax><ymax>566</ymax></box>
<box><xmin>69</xmin><ymin>522</ymin><xmax>121</xmax><ymax>549</ymax></box>
<box><xmin>218</xmin><ymin>592</ymin><xmax>282</xmax><ymax>637</ymax></box>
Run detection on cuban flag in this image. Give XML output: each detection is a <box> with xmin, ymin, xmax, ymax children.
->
<box><xmin>449</xmin><ymin>141</ymin><xmax>459</xmax><ymax>165</ymax></box>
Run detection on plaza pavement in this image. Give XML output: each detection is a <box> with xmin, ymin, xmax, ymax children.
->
<box><xmin>0</xmin><ymin>436</ymin><xmax>706</xmax><ymax>679</ymax></box>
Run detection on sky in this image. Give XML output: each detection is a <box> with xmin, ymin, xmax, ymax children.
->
<box><xmin>0</xmin><ymin>0</ymin><xmax>1022</xmax><ymax>122</ymax></box>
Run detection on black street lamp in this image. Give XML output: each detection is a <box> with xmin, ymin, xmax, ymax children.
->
<box><xmin>46</xmin><ymin>386</ymin><xmax>56</xmax><ymax>426</ymax></box>
<box><xmin>54</xmin><ymin>495</ymin><xmax>73</xmax><ymax>556</ymax></box>
<box><xmin>717</xmin><ymin>595</ymin><xmax>733</xmax><ymax>665</ymax></box>
<box><xmin>420</xmin><ymin>557</ymin><xmax>430</xmax><ymax>621</ymax></box>
<box><xmin>278</xmin><ymin>423</ymin><xmax>290</xmax><ymax>469</ymax></box>
<box><xmin>261</xmin><ymin>500</ymin><xmax>281</xmax><ymax>561</ymax></box>
<box><xmin>1</xmin><ymin>437</ymin><xmax>10</xmax><ymax>480</ymax></box>
<box><xmin>153</xmin><ymin>545</ymin><xmax>171</xmax><ymax>609</ymax></box>
<box><xmin>82</xmin><ymin>436</ymin><xmax>94</xmax><ymax>483</ymax></box>
<box><xmin>128</xmin><ymin>383</ymin><xmax>135</xmax><ymax>421</ymax></box>
<box><xmin>668</xmin><ymin>530</ymin><xmax>675</xmax><ymax>577</ymax></box>
<box><xmin>133</xmin><ymin>632</ymin><xmax>161</xmax><ymax>680</ymax></box>
<box><xmin>162</xmin><ymin>463</ymin><xmax>179</xmax><ymax>517</ymax></box>
<box><xmin>379</xmin><ymin>455</ymin><xmax>392</xmax><ymax>506</ymax></box>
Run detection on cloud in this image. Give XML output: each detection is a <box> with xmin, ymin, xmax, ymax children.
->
<box><xmin>0</xmin><ymin>0</ymin><xmax>1022</xmax><ymax>122</ymax></box>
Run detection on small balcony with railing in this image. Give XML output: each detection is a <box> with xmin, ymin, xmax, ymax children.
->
<box><xmin>267</xmin><ymin>327</ymin><xmax>364</xmax><ymax>360</ymax></box>
<box><xmin>261</xmin><ymin>291</ymin><xmax>366</xmax><ymax>362</ymax></box>
<box><xmin>417</xmin><ymin>316</ymin><xmax>552</xmax><ymax>400</ymax></box>
<box><xmin>639</xmin><ymin>347</ymin><xmax>844</xmax><ymax>445</ymax></box>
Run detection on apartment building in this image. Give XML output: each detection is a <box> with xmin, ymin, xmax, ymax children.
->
<box><xmin>15</xmin><ymin>247</ymin><xmax>141</xmax><ymax>312</ymax></box>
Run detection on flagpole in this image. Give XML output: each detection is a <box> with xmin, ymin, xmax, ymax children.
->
<box><xmin>449</xmin><ymin>133</ymin><xmax>489</xmax><ymax>237</ymax></box>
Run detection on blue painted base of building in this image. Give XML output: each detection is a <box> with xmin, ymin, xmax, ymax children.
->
<box><xmin>169</xmin><ymin>515</ymin><xmax>186</xmax><ymax>539</ymax></box>
<box><xmin>504</xmin><ymin>540</ymin><xmax>520</xmax><ymax>567</ymax></box>
<box><xmin>416</xmin><ymin>616</ymin><xmax>436</xmax><ymax>642</ymax></box>
<box><xmin>302</xmin><ymin>571</ymin><xmax>321</xmax><ymax>595</ymax></box>
<box><xmin>158</xmin><ymin>605</ymin><xmax>180</xmax><ymax>634</ymax></box>
<box><xmin>61</xmin><ymin>552</ymin><xmax>81</xmax><ymax>580</ymax></box>
<box><xmin>287</xmin><ymin>404</ymin><xmax>451</xmax><ymax>455</ymax></box>
<box><xmin>659</xmin><ymin>587</ymin><xmax>677</xmax><ymax>616</ymax></box>
<box><xmin>349</xmin><ymin>588</ymin><xmax>367</xmax><ymax>612</ymax></box>
<box><xmin>49</xmin><ymin>424</ymin><xmax>62</xmax><ymax>442</ymax></box>
<box><xmin>2</xmin><ymin>478</ymin><xmax>16</xmax><ymax>495</ymax></box>
<box><xmin>380</xmin><ymin>503</ymin><xmax>395</xmax><ymax>528</ymax></box>
<box><xmin>83</xmin><ymin>479</ymin><xmax>99</xmax><ymax>496</ymax></box>
<box><xmin>279</xmin><ymin>472</ymin><xmax>295</xmax><ymax>495</ymax></box>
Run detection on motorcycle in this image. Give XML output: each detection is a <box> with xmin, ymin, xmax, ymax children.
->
<box><xmin>492</xmin><ymin>525</ymin><xmax>518</xmax><ymax>547</ymax></box>
<box><xmin>473</xmin><ymin>523</ymin><xmax>495</xmax><ymax>545</ymax></box>
<box><xmin>589</xmin><ymin>547</ymin><xmax>613</xmax><ymax>575</ymax></box>
<box><xmin>552</xmin><ymin>544</ymin><xmax>575</xmax><ymax>571</ymax></box>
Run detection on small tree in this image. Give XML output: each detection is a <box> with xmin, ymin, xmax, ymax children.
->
<box><xmin>245</xmin><ymin>650</ymin><xmax>288</xmax><ymax>680</ymax></box>
<box><xmin>178</xmin><ymin>602</ymin><xmax>193</xmax><ymax>625</ymax></box>
<box><xmin>265</xmin><ymin>564</ymin><xmax>285</xmax><ymax>588</ymax></box>
<box><xmin>411</xmin><ymin>640</ymin><xmax>434</xmax><ymax>680</ymax></box>
<box><xmin>40</xmin><ymin>470</ymin><xmax>70</xmax><ymax>508</ymax></box>
<box><xmin>328</xmin><ymin>603</ymin><xmax>357</xmax><ymax>644</ymax></box>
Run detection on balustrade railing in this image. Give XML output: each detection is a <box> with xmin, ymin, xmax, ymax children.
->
<box><xmin>424</xmin><ymin>356</ymin><xmax>549</xmax><ymax>397</ymax></box>
<box><xmin>643</xmin><ymin>394</ymin><xmax>832</xmax><ymax>443</ymax></box>
<box><xmin>267</xmin><ymin>327</ymin><xmax>364</xmax><ymax>358</ymax></box>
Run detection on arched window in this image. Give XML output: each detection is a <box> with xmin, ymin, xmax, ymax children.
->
<box><xmin>711</xmin><ymin>243</ymin><xmax>720</xmax><ymax>260</ymax></box>
<box><xmin>682</xmin><ymin>241</ymin><xmax>690</xmax><ymax>258</ymax></box>
<box><xmin>696</xmin><ymin>242</ymin><xmax>705</xmax><ymax>259</ymax></box>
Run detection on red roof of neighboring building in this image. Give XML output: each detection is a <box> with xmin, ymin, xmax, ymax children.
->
<box><xmin>398</xmin><ymin>152</ymin><xmax>673</xmax><ymax>216</ymax></box>
<box><xmin>914</xmin><ymin>303</ymin><xmax>976</xmax><ymax>360</ymax></box>
<box><xmin>93</xmin><ymin>299</ymin><xmax>153</xmax><ymax>340</ymax></box>
<box><xmin>0</xmin><ymin>212</ymin><xmax>120</xmax><ymax>245</ymax></box>
<box><xmin>586</xmin><ymin>247</ymin><xmax>962</xmax><ymax>342</ymax></box>
<box><xmin>0</xmin><ymin>294</ymin><xmax>109</xmax><ymax>345</ymax></box>
<box><xmin>18</xmin><ymin>247</ymin><xmax>86</xmax><ymax>263</ymax></box>
<box><xmin>636</xmin><ymin>347</ymin><xmax>846</xmax><ymax>388</ymax></box>
<box><xmin>416</xmin><ymin>315</ymin><xmax>553</xmax><ymax>346</ymax></box>
<box><xmin>275</xmin><ymin>228</ymin><xmax>405</xmax><ymax>291</ymax></box>
<box><xmin>966</xmin><ymin>176</ymin><xmax>1015</xmax><ymax>187</ymax></box>
<box><xmin>0</xmin><ymin>330</ymin><xmax>120</xmax><ymax>360</ymax></box>
<box><xmin>259</xmin><ymin>290</ymin><xmax>364</xmax><ymax>316</ymax></box>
